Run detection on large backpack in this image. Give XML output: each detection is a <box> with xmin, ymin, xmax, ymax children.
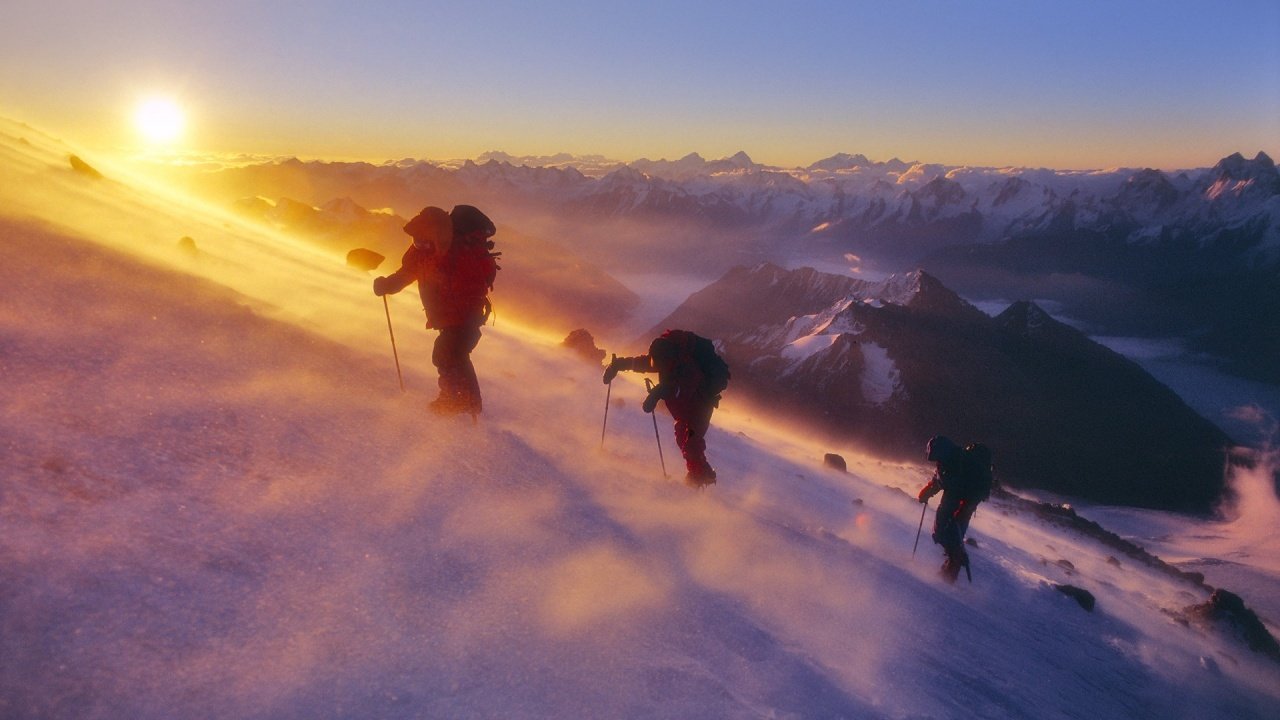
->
<box><xmin>960</xmin><ymin>442</ymin><xmax>995</xmax><ymax>501</ymax></box>
<box><xmin>661</xmin><ymin>329</ymin><xmax>731</xmax><ymax>395</ymax></box>
<box><xmin>448</xmin><ymin>205</ymin><xmax>501</xmax><ymax>321</ymax></box>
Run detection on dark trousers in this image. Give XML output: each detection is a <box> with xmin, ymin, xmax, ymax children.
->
<box><xmin>432</xmin><ymin>325</ymin><xmax>482</xmax><ymax>409</ymax></box>
<box><xmin>932</xmin><ymin>494</ymin><xmax>977</xmax><ymax>555</ymax></box>
<box><xmin>667</xmin><ymin>398</ymin><xmax>715</xmax><ymax>473</ymax></box>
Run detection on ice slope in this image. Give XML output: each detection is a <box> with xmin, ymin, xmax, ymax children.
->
<box><xmin>2</xmin><ymin>124</ymin><xmax>1279</xmax><ymax>719</ymax></box>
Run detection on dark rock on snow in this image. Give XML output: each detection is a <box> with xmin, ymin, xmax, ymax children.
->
<box><xmin>68</xmin><ymin>154</ymin><xmax>102</xmax><ymax>179</ymax></box>
<box><xmin>563</xmin><ymin>329</ymin><xmax>606</xmax><ymax>364</ymax></box>
<box><xmin>1182</xmin><ymin>589</ymin><xmax>1280</xmax><ymax>663</ymax></box>
<box><xmin>1054</xmin><ymin>584</ymin><xmax>1096</xmax><ymax>612</ymax></box>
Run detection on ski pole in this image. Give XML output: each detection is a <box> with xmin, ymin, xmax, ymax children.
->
<box><xmin>601</xmin><ymin>378</ymin><xmax>613</xmax><ymax>448</ymax></box>
<box><xmin>644</xmin><ymin>378</ymin><xmax>668</xmax><ymax>477</ymax></box>
<box><xmin>912</xmin><ymin>499</ymin><xmax>928</xmax><ymax>558</ymax></box>
<box><xmin>383</xmin><ymin>295</ymin><xmax>405</xmax><ymax>392</ymax></box>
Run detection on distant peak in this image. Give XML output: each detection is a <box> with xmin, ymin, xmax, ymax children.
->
<box><xmin>994</xmin><ymin>300</ymin><xmax>1078</xmax><ymax>341</ymax></box>
<box><xmin>807</xmin><ymin>153</ymin><xmax>873</xmax><ymax>172</ymax></box>
<box><xmin>1212</xmin><ymin>151</ymin><xmax>1278</xmax><ymax>180</ymax></box>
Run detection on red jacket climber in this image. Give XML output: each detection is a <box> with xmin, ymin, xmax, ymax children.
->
<box><xmin>375</xmin><ymin>205</ymin><xmax>499</xmax><ymax>415</ymax></box>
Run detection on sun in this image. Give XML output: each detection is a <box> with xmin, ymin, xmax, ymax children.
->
<box><xmin>134</xmin><ymin>97</ymin><xmax>185</xmax><ymax>144</ymax></box>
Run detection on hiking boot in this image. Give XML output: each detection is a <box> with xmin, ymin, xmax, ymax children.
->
<box><xmin>940</xmin><ymin>546</ymin><xmax>969</xmax><ymax>584</ymax></box>
<box><xmin>940</xmin><ymin>557</ymin><xmax>962</xmax><ymax>584</ymax></box>
<box><xmin>428</xmin><ymin>395</ymin><xmax>467</xmax><ymax>416</ymax></box>
<box><xmin>684</xmin><ymin>466</ymin><xmax>717</xmax><ymax>488</ymax></box>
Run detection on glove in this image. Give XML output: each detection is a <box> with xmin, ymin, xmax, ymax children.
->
<box><xmin>602</xmin><ymin>354</ymin><xmax>619</xmax><ymax>385</ymax></box>
<box><xmin>642</xmin><ymin>384</ymin><xmax>667</xmax><ymax>413</ymax></box>
<box><xmin>918</xmin><ymin>483</ymin><xmax>940</xmax><ymax>504</ymax></box>
<box><xmin>373</xmin><ymin>276</ymin><xmax>389</xmax><ymax>296</ymax></box>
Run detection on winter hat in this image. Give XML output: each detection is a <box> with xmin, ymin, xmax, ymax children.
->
<box><xmin>450</xmin><ymin>205</ymin><xmax>496</xmax><ymax>239</ymax></box>
<box><xmin>926</xmin><ymin>435</ymin><xmax>959</xmax><ymax>462</ymax></box>
<box><xmin>404</xmin><ymin>206</ymin><xmax>452</xmax><ymax>252</ymax></box>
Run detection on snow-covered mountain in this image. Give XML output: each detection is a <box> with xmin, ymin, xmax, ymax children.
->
<box><xmin>646</xmin><ymin>263</ymin><xmax>1232</xmax><ymax>512</ymax></box>
<box><xmin>166</xmin><ymin>147</ymin><xmax>1279</xmax><ymax>260</ymax></box>
<box><xmin>3</xmin><ymin>116</ymin><xmax>1280</xmax><ymax>720</ymax></box>
<box><xmin>157</xmin><ymin>146</ymin><xmax>1280</xmax><ymax>385</ymax></box>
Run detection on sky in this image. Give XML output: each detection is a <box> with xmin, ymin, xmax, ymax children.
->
<box><xmin>1</xmin><ymin>1</ymin><xmax>1277</xmax><ymax>169</ymax></box>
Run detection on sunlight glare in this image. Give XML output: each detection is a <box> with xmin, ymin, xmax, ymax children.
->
<box><xmin>134</xmin><ymin>97</ymin><xmax>185</xmax><ymax>144</ymax></box>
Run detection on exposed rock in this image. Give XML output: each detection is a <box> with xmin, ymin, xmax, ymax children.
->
<box><xmin>68</xmin><ymin>154</ymin><xmax>102</xmax><ymax>179</ymax></box>
<box><xmin>1054</xmin><ymin>584</ymin><xmax>1096</xmax><ymax>612</ymax></box>
<box><xmin>823</xmin><ymin>453</ymin><xmax>847</xmax><ymax>472</ymax></box>
<box><xmin>563</xmin><ymin>329</ymin><xmax>606</xmax><ymax>364</ymax></box>
<box><xmin>1182</xmin><ymin>589</ymin><xmax>1280</xmax><ymax>663</ymax></box>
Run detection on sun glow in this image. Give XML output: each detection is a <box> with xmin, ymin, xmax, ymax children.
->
<box><xmin>134</xmin><ymin>97</ymin><xmax>185</xmax><ymax>144</ymax></box>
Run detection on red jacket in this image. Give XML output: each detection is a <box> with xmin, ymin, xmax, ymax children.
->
<box><xmin>383</xmin><ymin>240</ymin><xmax>497</xmax><ymax>329</ymax></box>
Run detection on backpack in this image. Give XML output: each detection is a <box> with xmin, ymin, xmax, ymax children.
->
<box><xmin>960</xmin><ymin>442</ymin><xmax>995</xmax><ymax>501</ymax></box>
<box><xmin>661</xmin><ymin>329</ymin><xmax>731</xmax><ymax>396</ymax></box>
<box><xmin>448</xmin><ymin>205</ymin><xmax>501</xmax><ymax>320</ymax></box>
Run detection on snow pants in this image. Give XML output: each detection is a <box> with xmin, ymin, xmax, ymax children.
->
<box><xmin>666</xmin><ymin>397</ymin><xmax>715</xmax><ymax>475</ymax></box>
<box><xmin>932</xmin><ymin>495</ymin><xmax>976</xmax><ymax>549</ymax></box>
<box><xmin>433</xmin><ymin>325</ymin><xmax>482</xmax><ymax>412</ymax></box>
<box><xmin>932</xmin><ymin>494</ymin><xmax>978</xmax><ymax>581</ymax></box>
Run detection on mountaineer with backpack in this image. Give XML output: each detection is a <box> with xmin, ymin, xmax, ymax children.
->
<box><xmin>374</xmin><ymin>204</ymin><xmax>500</xmax><ymax>416</ymax></box>
<box><xmin>603</xmin><ymin>329</ymin><xmax>731</xmax><ymax>486</ymax></box>
<box><xmin>917</xmin><ymin>435</ymin><xmax>994</xmax><ymax>583</ymax></box>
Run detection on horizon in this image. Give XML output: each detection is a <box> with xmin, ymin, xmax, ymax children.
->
<box><xmin>3</xmin><ymin>2</ymin><xmax>1278</xmax><ymax>171</ymax></box>
<box><xmin>108</xmin><ymin>141</ymin><xmax>1278</xmax><ymax>175</ymax></box>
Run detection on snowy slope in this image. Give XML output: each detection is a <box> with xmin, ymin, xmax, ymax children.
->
<box><xmin>3</xmin><ymin>122</ymin><xmax>1280</xmax><ymax>719</ymax></box>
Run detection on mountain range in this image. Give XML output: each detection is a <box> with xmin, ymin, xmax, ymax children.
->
<box><xmin>160</xmin><ymin>148</ymin><xmax>1280</xmax><ymax>383</ymax></box>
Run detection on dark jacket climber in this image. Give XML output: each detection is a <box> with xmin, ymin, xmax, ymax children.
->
<box><xmin>604</xmin><ymin>329</ymin><xmax>730</xmax><ymax>486</ymax></box>
<box><xmin>375</xmin><ymin>205</ymin><xmax>499</xmax><ymax>416</ymax></box>
<box><xmin>918</xmin><ymin>435</ymin><xmax>993</xmax><ymax>583</ymax></box>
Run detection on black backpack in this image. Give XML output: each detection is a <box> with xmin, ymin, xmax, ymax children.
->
<box><xmin>961</xmin><ymin>443</ymin><xmax>995</xmax><ymax>501</ymax></box>
<box><xmin>662</xmin><ymin>329</ymin><xmax>731</xmax><ymax>395</ymax></box>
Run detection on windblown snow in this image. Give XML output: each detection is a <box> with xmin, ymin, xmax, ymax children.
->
<box><xmin>2</xmin><ymin>119</ymin><xmax>1279</xmax><ymax>719</ymax></box>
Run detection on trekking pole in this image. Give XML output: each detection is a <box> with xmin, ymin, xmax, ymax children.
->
<box><xmin>644</xmin><ymin>378</ymin><xmax>668</xmax><ymax>477</ymax></box>
<box><xmin>601</xmin><ymin>379</ymin><xmax>613</xmax><ymax>448</ymax></box>
<box><xmin>912</xmin><ymin>499</ymin><xmax>929</xmax><ymax>558</ymax></box>
<box><xmin>383</xmin><ymin>295</ymin><xmax>405</xmax><ymax>393</ymax></box>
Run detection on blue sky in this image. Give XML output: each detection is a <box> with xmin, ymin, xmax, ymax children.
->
<box><xmin>2</xmin><ymin>1</ymin><xmax>1276</xmax><ymax>168</ymax></box>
